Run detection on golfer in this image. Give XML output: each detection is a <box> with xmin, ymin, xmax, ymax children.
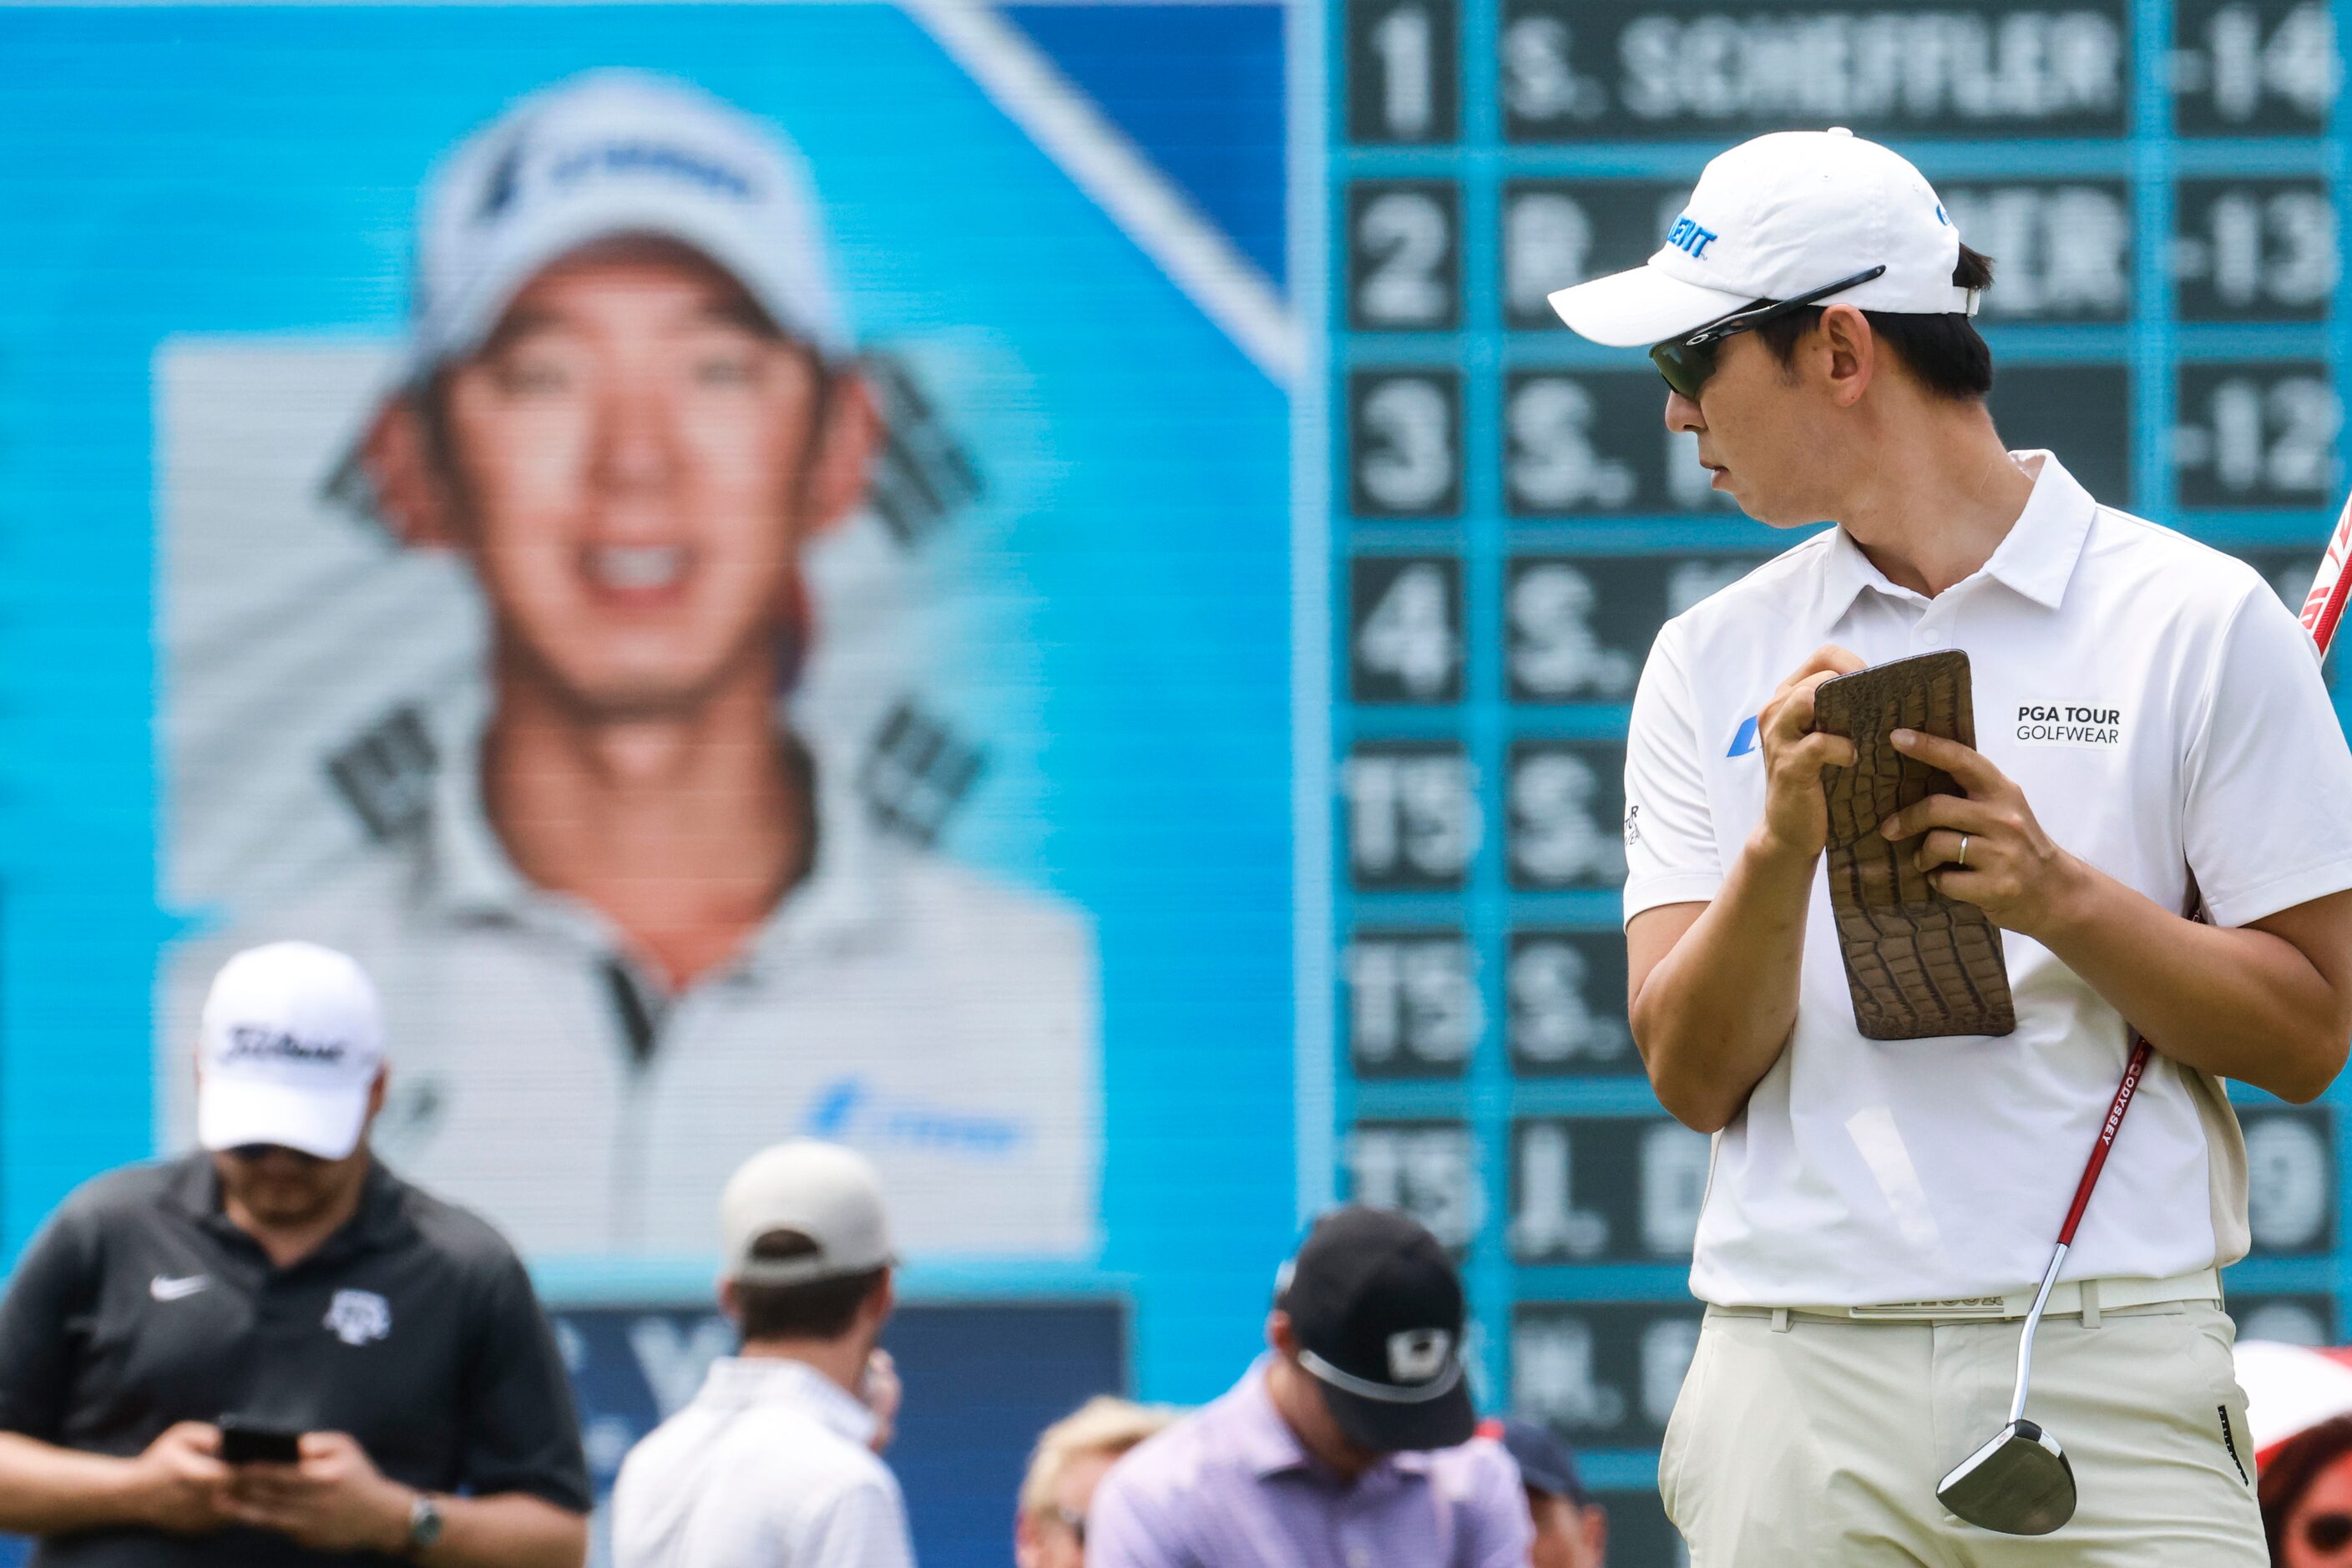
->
<box><xmin>163</xmin><ymin>70</ymin><xmax>1098</xmax><ymax>1262</ymax></box>
<box><xmin>1550</xmin><ymin>128</ymin><xmax>2352</xmax><ymax>1561</ymax></box>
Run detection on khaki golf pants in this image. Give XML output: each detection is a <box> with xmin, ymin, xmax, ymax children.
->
<box><xmin>1660</xmin><ymin>1301</ymin><xmax>2263</xmax><ymax>1565</ymax></box>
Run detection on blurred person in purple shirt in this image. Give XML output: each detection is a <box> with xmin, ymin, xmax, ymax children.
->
<box><xmin>1085</xmin><ymin>1207</ymin><xmax>1532</xmax><ymax>1568</ymax></box>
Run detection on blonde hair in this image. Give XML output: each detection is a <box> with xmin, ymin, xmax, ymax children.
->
<box><xmin>1018</xmin><ymin>1396</ymin><xmax>1183</xmax><ymax>1520</ymax></box>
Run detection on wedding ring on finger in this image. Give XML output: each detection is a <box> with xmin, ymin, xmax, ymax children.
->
<box><xmin>1956</xmin><ymin>832</ymin><xmax>1970</xmax><ymax>870</ymax></box>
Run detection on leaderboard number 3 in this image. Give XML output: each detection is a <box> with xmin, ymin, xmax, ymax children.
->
<box><xmin>1350</xmin><ymin>369</ymin><xmax>1464</xmax><ymax>518</ymax></box>
<box><xmin>1346</xmin><ymin>0</ymin><xmax>1460</xmax><ymax>144</ymax></box>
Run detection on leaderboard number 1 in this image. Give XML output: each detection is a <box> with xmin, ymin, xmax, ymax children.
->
<box><xmin>1347</xmin><ymin>0</ymin><xmax>1459</xmax><ymax>144</ymax></box>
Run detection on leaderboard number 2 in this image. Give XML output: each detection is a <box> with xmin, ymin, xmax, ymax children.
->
<box><xmin>1347</xmin><ymin>0</ymin><xmax>1459</xmax><ymax>144</ymax></box>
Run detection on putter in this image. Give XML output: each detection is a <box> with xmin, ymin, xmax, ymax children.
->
<box><xmin>1935</xmin><ymin>1034</ymin><xmax>2152</xmax><ymax>1535</ymax></box>
<box><xmin>1940</xmin><ymin>463</ymin><xmax>2352</xmax><ymax>1534</ymax></box>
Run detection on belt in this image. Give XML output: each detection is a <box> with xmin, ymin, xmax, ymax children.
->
<box><xmin>1709</xmin><ymin>1267</ymin><xmax>2222</xmax><ymax>1325</ymax></box>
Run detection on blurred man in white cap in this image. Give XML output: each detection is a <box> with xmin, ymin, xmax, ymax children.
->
<box><xmin>1554</xmin><ymin>127</ymin><xmax>2352</xmax><ymax>1562</ymax></box>
<box><xmin>0</xmin><ymin>942</ymin><xmax>591</xmax><ymax>1566</ymax></box>
<box><xmin>611</xmin><ymin>1139</ymin><xmax>913</xmax><ymax>1568</ymax></box>
<box><xmin>164</xmin><ymin>69</ymin><xmax>1097</xmax><ymax>1264</ymax></box>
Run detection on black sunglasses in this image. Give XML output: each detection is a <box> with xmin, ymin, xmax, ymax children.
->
<box><xmin>2309</xmin><ymin>1511</ymin><xmax>2352</xmax><ymax>1554</ymax></box>
<box><xmin>1649</xmin><ymin>265</ymin><xmax>1888</xmax><ymax>400</ymax></box>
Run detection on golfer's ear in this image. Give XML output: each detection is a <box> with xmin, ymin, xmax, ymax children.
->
<box><xmin>799</xmin><ymin>368</ymin><xmax>880</xmax><ymax>540</ymax></box>
<box><xmin>357</xmin><ymin>396</ymin><xmax>464</xmax><ymax>549</ymax></box>
<box><xmin>1818</xmin><ymin>305</ymin><xmax>1877</xmax><ymax>407</ymax></box>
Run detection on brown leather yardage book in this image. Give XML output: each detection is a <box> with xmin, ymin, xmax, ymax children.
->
<box><xmin>1812</xmin><ymin>650</ymin><xmax>2017</xmax><ymax>1040</ymax></box>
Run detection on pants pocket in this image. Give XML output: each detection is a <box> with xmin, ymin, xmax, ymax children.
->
<box><xmin>1658</xmin><ymin>1318</ymin><xmax>1715</xmax><ymax>1530</ymax></box>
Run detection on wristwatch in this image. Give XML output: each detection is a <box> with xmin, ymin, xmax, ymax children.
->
<box><xmin>405</xmin><ymin>1493</ymin><xmax>444</xmax><ymax>1557</ymax></box>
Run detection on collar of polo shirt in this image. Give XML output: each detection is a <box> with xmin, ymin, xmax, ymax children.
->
<box><xmin>1816</xmin><ymin>452</ymin><xmax>2095</xmax><ymax>620</ymax></box>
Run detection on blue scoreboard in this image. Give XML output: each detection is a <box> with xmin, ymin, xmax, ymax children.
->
<box><xmin>1312</xmin><ymin>2</ymin><xmax>2348</xmax><ymax>1557</ymax></box>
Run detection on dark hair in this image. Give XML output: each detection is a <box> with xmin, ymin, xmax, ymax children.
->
<box><xmin>1754</xmin><ymin>244</ymin><xmax>1995</xmax><ymax>400</ymax></box>
<box><xmin>731</xmin><ymin>1229</ymin><xmax>888</xmax><ymax>1343</ymax></box>
<box><xmin>2261</xmin><ymin>1414</ymin><xmax>2352</xmax><ymax>1559</ymax></box>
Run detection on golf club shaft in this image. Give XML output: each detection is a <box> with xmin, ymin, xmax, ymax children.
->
<box><xmin>2007</xmin><ymin>1034</ymin><xmax>2154</xmax><ymax>1425</ymax></box>
<box><xmin>1991</xmin><ymin>493</ymin><xmax>2347</xmax><ymax>1464</ymax></box>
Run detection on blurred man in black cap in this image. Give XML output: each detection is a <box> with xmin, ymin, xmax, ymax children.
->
<box><xmin>1085</xmin><ymin>1206</ymin><xmax>1529</xmax><ymax>1568</ymax></box>
<box><xmin>1479</xmin><ymin>1417</ymin><xmax>1607</xmax><ymax>1568</ymax></box>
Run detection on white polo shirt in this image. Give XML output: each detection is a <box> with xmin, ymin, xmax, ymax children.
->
<box><xmin>1626</xmin><ymin>451</ymin><xmax>2352</xmax><ymax>1307</ymax></box>
<box><xmin>611</xmin><ymin>1355</ymin><xmax>915</xmax><ymax>1568</ymax></box>
<box><xmin>159</xmin><ymin>720</ymin><xmax>1099</xmax><ymax>1262</ymax></box>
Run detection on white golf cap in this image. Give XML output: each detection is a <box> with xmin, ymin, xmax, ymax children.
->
<box><xmin>1549</xmin><ymin>129</ymin><xmax>1976</xmax><ymax>347</ymax></box>
<box><xmin>197</xmin><ymin>943</ymin><xmax>386</xmax><ymax>1161</ymax></box>
<box><xmin>721</xmin><ymin>1140</ymin><xmax>895</xmax><ymax>1286</ymax></box>
<box><xmin>403</xmin><ymin>68</ymin><xmax>849</xmax><ymax>385</ymax></box>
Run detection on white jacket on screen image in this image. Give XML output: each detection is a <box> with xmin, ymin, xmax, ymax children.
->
<box><xmin>159</xmin><ymin>720</ymin><xmax>1100</xmax><ymax>1265</ymax></box>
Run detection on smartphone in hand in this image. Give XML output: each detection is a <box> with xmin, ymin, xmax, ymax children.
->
<box><xmin>218</xmin><ymin>1416</ymin><xmax>303</xmax><ymax>1465</ymax></box>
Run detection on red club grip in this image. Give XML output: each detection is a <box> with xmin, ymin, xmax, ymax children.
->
<box><xmin>2056</xmin><ymin>1035</ymin><xmax>2154</xmax><ymax>1247</ymax></box>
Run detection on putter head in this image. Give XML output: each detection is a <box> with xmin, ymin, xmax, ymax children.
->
<box><xmin>1936</xmin><ymin>1419</ymin><xmax>2076</xmax><ymax>1535</ymax></box>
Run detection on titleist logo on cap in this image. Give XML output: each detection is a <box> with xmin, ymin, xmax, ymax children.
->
<box><xmin>220</xmin><ymin>1025</ymin><xmax>349</xmax><ymax>1066</ymax></box>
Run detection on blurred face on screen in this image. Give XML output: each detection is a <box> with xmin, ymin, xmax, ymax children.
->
<box><xmin>407</xmin><ymin>237</ymin><xmax>869</xmax><ymax>718</ymax></box>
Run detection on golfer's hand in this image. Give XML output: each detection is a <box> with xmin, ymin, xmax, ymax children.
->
<box><xmin>221</xmin><ymin>1432</ymin><xmax>412</xmax><ymax>1555</ymax></box>
<box><xmin>1879</xmin><ymin>729</ymin><xmax>2090</xmax><ymax>939</ymax></box>
<box><xmin>1752</xmin><ymin>645</ymin><xmax>1864</xmax><ymax>863</ymax></box>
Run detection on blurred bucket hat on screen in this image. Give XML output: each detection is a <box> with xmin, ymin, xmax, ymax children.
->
<box><xmin>331</xmin><ymin>68</ymin><xmax>852</xmax><ymax>510</ymax></box>
<box><xmin>1277</xmin><ymin>1205</ymin><xmax>1477</xmax><ymax>1452</ymax></box>
<box><xmin>196</xmin><ymin>941</ymin><xmax>386</xmax><ymax>1161</ymax></box>
<box><xmin>409</xmin><ymin>68</ymin><xmax>849</xmax><ymax>379</ymax></box>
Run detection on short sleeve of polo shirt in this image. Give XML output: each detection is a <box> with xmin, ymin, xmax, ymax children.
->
<box><xmin>2183</xmin><ymin>581</ymin><xmax>2352</xmax><ymax>928</ymax></box>
<box><xmin>458</xmin><ymin>1251</ymin><xmax>593</xmax><ymax>1512</ymax></box>
<box><xmin>0</xmin><ymin>1205</ymin><xmax>96</xmax><ymax>1440</ymax></box>
<box><xmin>1083</xmin><ymin>1465</ymin><xmax>1193</xmax><ymax>1568</ymax></box>
<box><xmin>1622</xmin><ymin>620</ymin><xmax>1725</xmax><ymax>923</ymax></box>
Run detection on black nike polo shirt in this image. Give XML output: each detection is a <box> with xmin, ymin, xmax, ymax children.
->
<box><xmin>0</xmin><ymin>1154</ymin><xmax>591</xmax><ymax>1566</ymax></box>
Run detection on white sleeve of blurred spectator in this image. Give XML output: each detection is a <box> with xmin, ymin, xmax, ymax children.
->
<box><xmin>1621</xmin><ymin>619</ymin><xmax>1723</xmax><ymax>924</ymax></box>
<box><xmin>2181</xmin><ymin>579</ymin><xmax>2352</xmax><ymax>927</ymax></box>
<box><xmin>799</xmin><ymin>1470</ymin><xmax>918</xmax><ymax>1568</ymax></box>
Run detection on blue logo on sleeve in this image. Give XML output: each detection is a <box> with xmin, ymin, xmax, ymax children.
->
<box><xmin>1727</xmin><ymin>715</ymin><xmax>1760</xmax><ymax>757</ymax></box>
<box><xmin>1666</xmin><ymin>214</ymin><xmax>1718</xmax><ymax>260</ymax></box>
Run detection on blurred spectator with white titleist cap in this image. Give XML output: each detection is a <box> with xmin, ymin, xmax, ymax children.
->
<box><xmin>0</xmin><ymin>940</ymin><xmax>589</xmax><ymax>1566</ymax></box>
<box><xmin>611</xmin><ymin>1138</ymin><xmax>913</xmax><ymax>1568</ymax></box>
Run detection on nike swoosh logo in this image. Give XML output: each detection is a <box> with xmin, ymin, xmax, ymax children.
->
<box><xmin>149</xmin><ymin>1274</ymin><xmax>210</xmax><ymax>1302</ymax></box>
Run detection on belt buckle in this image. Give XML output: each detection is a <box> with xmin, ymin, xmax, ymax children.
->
<box><xmin>1848</xmin><ymin>1296</ymin><xmax>2009</xmax><ymax>1322</ymax></box>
